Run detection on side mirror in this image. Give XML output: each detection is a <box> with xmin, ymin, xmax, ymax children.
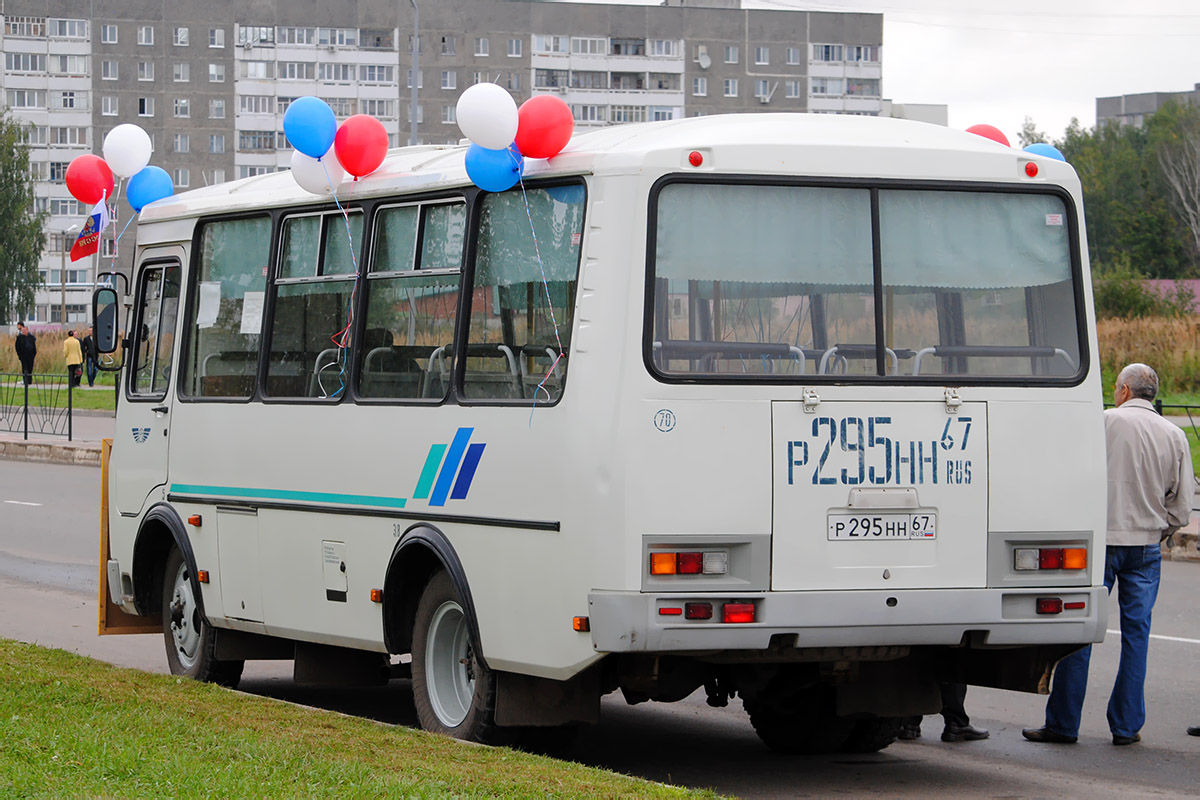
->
<box><xmin>93</xmin><ymin>287</ymin><xmax>122</xmax><ymax>356</ymax></box>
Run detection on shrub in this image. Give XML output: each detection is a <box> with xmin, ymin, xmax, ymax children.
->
<box><xmin>1092</xmin><ymin>256</ymin><xmax>1195</xmax><ymax>319</ymax></box>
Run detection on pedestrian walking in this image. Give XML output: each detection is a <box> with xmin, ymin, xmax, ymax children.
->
<box><xmin>899</xmin><ymin>683</ymin><xmax>989</xmax><ymax>742</ymax></box>
<box><xmin>14</xmin><ymin>322</ymin><xmax>36</xmax><ymax>386</ymax></box>
<box><xmin>81</xmin><ymin>326</ymin><xmax>98</xmax><ymax>387</ymax></box>
<box><xmin>1023</xmin><ymin>363</ymin><xmax>1193</xmax><ymax>746</ymax></box>
<box><xmin>63</xmin><ymin>329</ymin><xmax>83</xmax><ymax>388</ymax></box>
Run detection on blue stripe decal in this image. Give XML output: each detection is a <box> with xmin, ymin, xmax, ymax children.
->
<box><xmin>170</xmin><ymin>483</ymin><xmax>407</xmax><ymax>509</ymax></box>
<box><xmin>429</xmin><ymin>427</ymin><xmax>473</xmax><ymax>507</ymax></box>
<box><xmin>413</xmin><ymin>444</ymin><xmax>447</xmax><ymax>500</ymax></box>
<box><xmin>450</xmin><ymin>442</ymin><xmax>486</xmax><ymax>500</ymax></box>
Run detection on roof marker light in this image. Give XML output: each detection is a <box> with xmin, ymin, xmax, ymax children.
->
<box><xmin>1025</xmin><ymin>161</ymin><xmax>1039</xmax><ymax>178</ymax></box>
<box><xmin>688</xmin><ymin>150</ymin><xmax>704</xmax><ymax>167</ymax></box>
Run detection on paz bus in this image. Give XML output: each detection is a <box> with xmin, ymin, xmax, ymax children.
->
<box><xmin>94</xmin><ymin>113</ymin><xmax>1106</xmax><ymax>753</ymax></box>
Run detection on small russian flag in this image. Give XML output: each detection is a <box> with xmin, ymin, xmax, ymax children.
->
<box><xmin>69</xmin><ymin>200</ymin><xmax>111</xmax><ymax>262</ymax></box>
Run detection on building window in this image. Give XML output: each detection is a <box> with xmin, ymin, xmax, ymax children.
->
<box><xmin>138</xmin><ymin>61</ymin><xmax>154</xmax><ymax>81</ymax></box>
<box><xmin>138</xmin><ymin>25</ymin><xmax>153</xmax><ymax>45</ymax></box>
<box><xmin>507</xmin><ymin>73</ymin><xmax>521</xmax><ymax>92</ymax></box>
<box><xmin>173</xmin><ymin>63</ymin><xmax>190</xmax><ymax>82</ymax></box>
<box><xmin>610</xmin><ymin>105</ymin><xmax>646</xmax><ymax>124</ymax></box>
<box><xmin>474</xmin><ymin>36</ymin><xmax>489</xmax><ymax>56</ymax></box>
<box><xmin>101</xmin><ymin>24</ymin><xmax>118</xmax><ymax>44</ymax></box>
<box><xmin>610</xmin><ymin>38</ymin><xmax>644</xmax><ymax>56</ymax></box>
<box><xmin>102</xmin><ymin>239</ymin><xmax>118</xmax><ymax>258</ymax></box>
<box><xmin>49</xmin><ymin>161</ymin><xmax>69</xmax><ymax>182</ymax></box>
<box><xmin>724</xmin><ymin>78</ymin><xmax>738</xmax><ymax>97</ymax></box>
<box><xmin>48</xmin><ymin>55</ymin><xmax>88</xmax><ymax>75</ymax></box>
<box><xmin>533</xmin><ymin>35</ymin><xmax>568</xmax><ymax>54</ymax></box>
<box><xmin>239</xmin><ymin>25</ymin><xmax>274</xmax><ymax>46</ymax></box>
<box><xmin>755</xmin><ymin>79</ymin><xmax>770</xmax><ymax>99</ymax></box>
<box><xmin>571</xmin><ymin>104</ymin><xmax>605</xmax><ymax>123</ymax></box>
<box><xmin>785</xmin><ymin>79</ymin><xmax>801</xmax><ymax>98</ymax></box>
<box><xmin>360</xmin><ymin>65</ymin><xmax>394</xmax><ymax>83</ymax></box>
<box><xmin>5</xmin><ymin>17</ymin><xmax>46</xmax><ymax>37</ymax></box>
<box><xmin>5</xmin><ymin>53</ymin><xmax>46</xmax><ymax>72</ymax></box>
<box><xmin>649</xmin><ymin>73</ymin><xmax>680</xmax><ymax>91</ymax></box>
<box><xmin>54</xmin><ymin>91</ymin><xmax>79</xmax><ymax>110</ymax></box>
<box><xmin>534</xmin><ymin>69</ymin><xmax>569</xmax><ymax>89</ymax></box>
<box><xmin>209</xmin><ymin>63</ymin><xmax>225</xmax><ymax>82</ymax></box>
<box><xmin>209</xmin><ymin>99</ymin><xmax>225</xmax><ymax>118</ymax></box>
<box><xmin>692</xmin><ymin>77</ymin><xmax>707</xmax><ymax>97</ymax></box>
<box><xmin>318</xmin><ymin>63</ymin><xmax>353</xmax><ymax>82</ymax></box>
<box><xmin>238</xmin><ymin>166</ymin><xmax>272</xmax><ymax>179</ymax></box>
<box><xmin>240</xmin><ymin>95</ymin><xmax>274</xmax><ymax>114</ymax></box>
<box><xmin>812</xmin><ymin>44</ymin><xmax>843</xmax><ymax>62</ymax></box>
<box><xmin>442</xmin><ymin>105</ymin><xmax>457</xmax><ymax>124</ymax></box>
<box><xmin>102</xmin><ymin>60</ymin><xmax>118</xmax><ymax>80</ymax></box>
<box><xmin>508</xmin><ymin>38</ymin><xmax>522</xmax><ymax>57</ymax></box>
<box><xmin>724</xmin><ymin>45</ymin><xmax>738</xmax><ymax>64</ymax></box>
<box><xmin>173</xmin><ymin>133</ymin><xmax>190</xmax><ymax>153</ymax></box>
<box><xmin>647</xmin><ymin>39</ymin><xmax>679</xmax><ymax>58</ymax></box>
<box><xmin>811</xmin><ymin>77</ymin><xmax>843</xmax><ymax>95</ymax></box>
<box><xmin>786</xmin><ymin>46</ymin><xmax>800</xmax><ymax>66</ymax></box>
<box><xmin>173</xmin><ymin>168</ymin><xmax>189</xmax><ymax>188</ymax></box>
<box><xmin>174</xmin><ymin>26</ymin><xmax>189</xmax><ymax>46</ymax></box>
<box><xmin>239</xmin><ymin>130</ymin><xmax>275</xmax><ymax>150</ymax></box>
<box><xmin>755</xmin><ymin>46</ymin><xmax>769</xmax><ymax>65</ymax></box>
<box><xmin>48</xmin><ymin>19</ymin><xmax>88</xmax><ymax>39</ymax></box>
<box><xmin>847</xmin><ymin>45</ymin><xmax>879</xmax><ymax>63</ymax></box>
<box><xmin>279</xmin><ymin>62</ymin><xmax>313</xmax><ymax>80</ymax></box>
<box><xmin>210</xmin><ymin>134</ymin><xmax>225</xmax><ymax>153</ymax></box>
<box><xmin>571</xmin><ymin>70</ymin><xmax>605</xmax><ymax>90</ymax></box>
<box><xmin>360</xmin><ymin>99</ymin><xmax>394</xmax><ymax>117</ymax></box>
<box><xmin>441</xmin><ymin>36</ymin><xmax>456</xmax><ymax>55</ymax></box>
<box><xmin>278</xmin><ymin>27</ymin><xmax>315</xmax><ymax>45</ymax></box>
<box><xmin>7</xmin><ymin>89</ymin><xmax>46</xmax><ymax>109</ymax></box>
<box><xmin>212</xmin><ymin>168</ymin><xmax>226</xmax><ymax>184</ymax></box>
<box><xmin>139</xmin><ymin>97</ymin><xmax>154</xmax><ymax>117</ymax></box>
<box><xmin>571</xmin><ymin>37</ymin><xmax>606</xmax><ymax>55</ymax></box>
<box><xmin>650</xmin><ymin>106</ymin><xmax>674</xmax><ymax>121</ymax></box>
<box><xmin>441</xmin><ymin>70</ymin><xmax>457</xmax><ymax>90</ymax></box>
<box><xmin>846</xmin><ymin>78</ymin><xmax>881</xmax><ymax>97</ymax></box>
<box><xmin>241</xmin><ymin>61</ymin><xmax>271</xmax><ymax>79</ymax></box>
<box><xmin>50</xmin><ymin>127</ymin><xmax>88</xmax><ymax>146</ymax></box>
<box><xmin>173</xmin><ymin>98</ymin><xmax>190</xmax><ymax>117</ymax></box>
<box><xmin>102</xmin><ymin>96</ymin><xmax>118</xmax><ymax>116</ymax></box>
<box><xmin>327</xmin><ymin>98</ymin><xmax>355</xmax><ymax>118</ymax></box>
<box><xmin>406</xmin><ymin>70</ymin><xmax>424</xmax><ymax>89</ymax></box>
<box><xmin>209</xmin><ymin>28</ymin><xmax>225</xmax><ymax>48</ymax></box>
<box><xmin>317</xmin><ymin>27</ymin><xmax>356</xmax><ymax>47</ymax></box>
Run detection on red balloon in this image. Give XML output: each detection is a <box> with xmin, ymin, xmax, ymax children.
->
<box><xmin>333</xmin><ymin>115</ymin><xmax>389</xmax><ymax>179</ymax></box>
<box><xmin>965</xmin><ymin>123</ymin><xmax>1011</xmax><ymax>147</ymax></box>
<box><xmin>515</xmin><ymin>95</ymin><xmax>575</xmax><ymax>159</ymax></box>
<box><xmin>65</xmin><ymin>154</ymin><xmax>114</xmax><ymax>205</ymax></box>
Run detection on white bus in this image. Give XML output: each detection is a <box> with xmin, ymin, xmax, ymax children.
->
<box><xmin>95</xmin><ymin>113</ymin><xmax>1107</xmax><ymax>754</ymax></box>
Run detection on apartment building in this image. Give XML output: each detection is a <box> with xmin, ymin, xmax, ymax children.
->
<box><xmin>1096</xmin><ymin>83</ymin><xmax>1200</xmax><ymax>129</ymax></box>
<box><xmin>1</xmin><ymin>0</ymin><xmax>883</xmax><ymax>324</ymax></box>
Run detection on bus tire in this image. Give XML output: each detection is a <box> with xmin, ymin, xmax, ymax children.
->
<box><xmin>839</xmin><ymin>716</ymin><xmax>901</xmax><ymax>753</ymax></box>
<box><xmin>161</xmin><ymin>546</ymin><xmax>243</xmax><ymax>688</ymax></box>
<box><xmin>744</xmin><ymin>685</ymin><xmax>855</xmax><ymax>754</ymax></box>
<box><xmin>411</xmin><ymin>571</ymin><xmax>510</xmax><ymax>744</ymax></box>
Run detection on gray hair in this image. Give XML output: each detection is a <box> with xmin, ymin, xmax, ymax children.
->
<box><xmin>1117</xmin><ymin>363</ymin><xmax>1159</xmax><ymax>402</ymax></box>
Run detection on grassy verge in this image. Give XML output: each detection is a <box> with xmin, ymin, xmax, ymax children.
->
<box><xmin>0</xmin><ymin>640</ymin><xmax>714</xmax><ymax>798</ymax></box>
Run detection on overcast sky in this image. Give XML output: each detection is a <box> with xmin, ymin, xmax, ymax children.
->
<box><xmin>561</xmin><ymin>0</ymin><xmax>1200</xmax><ymax>144</ymax></box>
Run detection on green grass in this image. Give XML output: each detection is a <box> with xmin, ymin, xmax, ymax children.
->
<box><xmin>0</xmin><ymin>640</ymin><xmax>716</xmax><ymax>798</ymax></box>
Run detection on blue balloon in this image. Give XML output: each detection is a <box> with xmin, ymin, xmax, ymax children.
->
<box><xmin>283</xmin><ymin>96</ymin><xmax>337</xmax><ymax>159</ymax></box>
<box><xmin>126</xmin><ymin>165</ymin><xmax>173</xmax><ymax>212</ymax></box>
<box><xmin>465</xmin><ymin>143</ymin><xmax>524</xmax><ymax>192</ymax></box>
<box><xmin>1023</xmin><ymin>142</ymin><xmax>1066</xmax><ymax>162</ymax></box>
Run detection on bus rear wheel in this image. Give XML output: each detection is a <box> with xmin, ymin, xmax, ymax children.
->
<box><xmin>744</xmin><ymin>685</ymin><xmax>855</xmax><ymax>754</ymax></box>
<box><xmin>161</xmin><ymin>546</ymin><xmax>243</xmax><ymax>688</ymax></box>
<box><xmin>411</xmin><ymin>571</ymin><xmax>509</xmax><ymax>745</ymax></box>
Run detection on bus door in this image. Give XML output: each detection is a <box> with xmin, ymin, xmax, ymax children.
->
<box><xmin>113</xmin><ymin>253</ymin><xmax>183</xmax><ymax>518</ymax></box>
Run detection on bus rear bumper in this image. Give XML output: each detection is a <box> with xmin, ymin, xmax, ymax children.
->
<box><xmin>587</xmin><ymin>586</ymin><xmax>1108</xmax><ymax>653</ymax></box>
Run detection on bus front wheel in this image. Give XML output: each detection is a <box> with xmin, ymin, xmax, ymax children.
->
<box><xmin>411</xmin><ymin>571</ymin><xmax>508</xmax><ymax>744</ymax></box>
<box><xmin>161</xmin><ymin>546</ymin><xmax>243</xmax><ymax>688</ymax></box>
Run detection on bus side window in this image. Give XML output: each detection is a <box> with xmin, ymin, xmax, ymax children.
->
<box><xmin>466</xmin><ymin>183</ymin><xmax>584</xmax><ymax>402</ymax></box>
<box><xmin>182</xmin><ymin>216</ymin><xmax>271</xmax><ymax>399</ymax></box>
<box><xmin>130</xmin><ymin>264</ymin><xmax>180</xmax><ymax>397</ymax></box>
<box><xmin>358</xmin><ymin>201</ymin><xmax>464</xmax><ymax>401</ymax></box>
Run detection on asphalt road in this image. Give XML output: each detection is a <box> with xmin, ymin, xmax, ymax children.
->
<box><xmin>2</xmin><ymin>460</ymin><xmax>1198</xmax><ymax>798</ymax></box>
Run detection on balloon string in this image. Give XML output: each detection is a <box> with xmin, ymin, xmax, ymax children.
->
<box><xmin>514</xmin><ymin>166</ymin><xmax>567</xmax><ymax>427</ymax></box>
<box><xmin>322</xmin><ymin>159</ymin><xmax>361</xmax><ymax>400</ymax></box>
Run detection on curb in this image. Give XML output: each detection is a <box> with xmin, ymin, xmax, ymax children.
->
<box><xmin>0</xmin><ymin>438</ymin><xmax>102</xmax><ymax>468</ymax></box>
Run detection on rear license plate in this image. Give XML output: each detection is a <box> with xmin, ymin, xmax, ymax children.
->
<box><xmin>827</xmin><ymin>513</ymin><xmax>937</xmax><ymax>540</ymax></box>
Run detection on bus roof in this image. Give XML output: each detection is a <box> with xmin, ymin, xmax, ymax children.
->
<box><xmin>138</xmin><ymin>113</ymin><xmax>1077</xmax><ymax>223</ymax></box>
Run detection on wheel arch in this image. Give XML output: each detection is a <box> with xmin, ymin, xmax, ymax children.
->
<box><xmin>132</xmin><ymin>503</ymin><xmax>200</xmax><ymax>617</ymax></box>
<box><xmin>382</xmin><ymin>523</ymin><xmax>486</xmax><ymax>668</ymax></box>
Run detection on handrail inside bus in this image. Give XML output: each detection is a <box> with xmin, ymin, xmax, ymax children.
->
<box><xmin>911</xmin><ymin>345</ymin><xmax>1079</xmax><ymax>375</ymax></box>
<box><xmin>818</xmin><ymin>344</ymin><xmax>901</xmax><ymax>376</ymax></box>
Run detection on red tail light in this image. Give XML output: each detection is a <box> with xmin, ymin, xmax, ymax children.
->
<box><xmin>723</xmin><ymin>602</ymin><xmax>756</xmax><ymax>624</ymax></box>
<box><xmin>1038</xmin><ymin>549</ymin><xmax>1063</xmax><ymax>570</ymax></box>
<box><xmin>685</xmin><ymin>602</ymin><xmax>713</xmax><ymax>620</ymax></box>
<box><xmin>1036</xmin><ymin>597</ymin><xmax>1063</xmax><ymax>615</ymax></box>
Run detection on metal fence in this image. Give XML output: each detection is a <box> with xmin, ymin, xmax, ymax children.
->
<box><xmin>0</xmin><ymin>373</ymin><xmax>75</xmax><ymax>440</ymax></box>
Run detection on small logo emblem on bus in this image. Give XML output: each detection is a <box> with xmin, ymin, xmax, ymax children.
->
<box><xmin>654</xmin><ymin>409</ymin><xmax>676</xmax><ymax>433</ymax></box>
<box><xmin>132</xmin><ymin>427</ymin><xmax>151</xmax><ymax>443</ymax></box>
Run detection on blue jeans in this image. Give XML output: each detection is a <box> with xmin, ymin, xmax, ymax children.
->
<box><xmin>1044</xmin><ymin>543</ymin><xmax>1161</xmax><ymax>739</ymax></box>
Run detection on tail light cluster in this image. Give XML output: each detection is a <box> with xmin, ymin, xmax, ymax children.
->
<box><xmin>658</xmin><ymin>601</ymin><xmax>756</xmax><ymax>623</ymax></box>
<box><xmin>649</xmin><ymin>550</ymin><xmax>729</xmax><ymax>576</ymax></box>
<box><xmin>1014</xmin><ymin>547</ymin><xmax>1087</xmax><ymax>571</ymax></box>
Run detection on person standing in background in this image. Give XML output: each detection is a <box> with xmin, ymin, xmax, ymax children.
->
<box><xmin>81</xmin><ymin>326</ymin><xmax>98</xmax><ymax>387</ymax></box>
<box><xmin>14</xmin><ymin>322</ymin><xmax>36</xmax><ymax>386</ymax></box>
<box><xmin>63</xmin><ymin>329</ymin><xmax>83</xmax><ymax>388</ymax></box>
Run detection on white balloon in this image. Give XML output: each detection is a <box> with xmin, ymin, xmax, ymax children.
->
<box><xmin>456</xmin><ymin>83</ymin><xmax>519</xmax><ymax>151</ymax></box>
<box><xmin>102</xmin><ymin>124</ymin><xmax>152</xmax><ymax>178</ymax></box>
<box><xmin>290</xmin><ymin>147</ymin><xmax>345</xmax><ymax>195</ymax></box>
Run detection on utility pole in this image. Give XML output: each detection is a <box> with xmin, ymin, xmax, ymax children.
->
<box><xmin>409</xmin><ymin>0</ymin><xmax>419</xmax><ymax>146</ymax></box>
<box><xmin>60</xmin><ymin>224</ymin><xmax>79</xmax><ymax>328</ymax></box>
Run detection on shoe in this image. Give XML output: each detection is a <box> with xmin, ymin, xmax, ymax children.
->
<box><xmin>897</xmin><ymin>724</ymin><xmax>921</xmax><ymax>740</ymax></box>
<box><xmin>1022</xmin><ymin>726</ymin><xmax>1078</xmax><ymax>744</ymax></box>
<box><xmin>1188</xmin><ymin>726</ymin><xmax>1200</xmax><ymax>737</ymax></box>
<box><xmin>942</xmin><ymin>724</ymin><xmax>989</xmax><ymax>742</ymax></box>
<box><xmin>1112</xmin><ymin>733</ymin><xmax>1141</xmax><ymax>746</ymax></box>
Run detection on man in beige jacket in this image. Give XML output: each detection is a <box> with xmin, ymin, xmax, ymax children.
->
<box><xmin>1024</xmin><ymin>363</ymin><xmax>1192</xmax><ymax>746</ymax></box>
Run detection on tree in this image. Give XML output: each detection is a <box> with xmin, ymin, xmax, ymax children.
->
<box><xmin>0</xmin><ymin>112</ymin><xmax>47</xmax><ymax>324</ymax></box>
<box><xmin>1148</xmin><ymin>100</ymin><xmax>1200</xmax><ymax>260</ymax></box>
<box><xmin>1017</xmin><ymin>116</ymin><xmax>1047</xmax><ymax>149</ymax></box>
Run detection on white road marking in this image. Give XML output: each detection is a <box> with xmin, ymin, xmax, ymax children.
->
<box><xmin>1106</xmin><ymin>628</ymin><xmax>1200</xmax><ymax>645</ymax></box>
<box><xmin>3</xmin><ymin>500</ymin><xmax>42</xmax><ymax>507</ymax></box>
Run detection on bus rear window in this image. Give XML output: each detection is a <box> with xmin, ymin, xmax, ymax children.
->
<box><xmin>650</xmin><ymin>182</ymin><xmax>1081</xmax><ymax>381</ymax></box>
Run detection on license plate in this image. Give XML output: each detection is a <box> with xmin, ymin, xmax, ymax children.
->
<box><xmin>827</xmin><ymin>513</ymin><xmax>937</xmax><ymax>540</ymax></box>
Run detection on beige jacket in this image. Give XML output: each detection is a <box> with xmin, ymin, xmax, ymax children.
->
<box><xmin>1105</xmin><ymin>398</ymin><xmax>1194</xmax><ymax>546</ymax></box>
<box><xmin>62</xmin><ymin>336</ymin><xmax>83</xmax><ymax>367</ymax></box>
